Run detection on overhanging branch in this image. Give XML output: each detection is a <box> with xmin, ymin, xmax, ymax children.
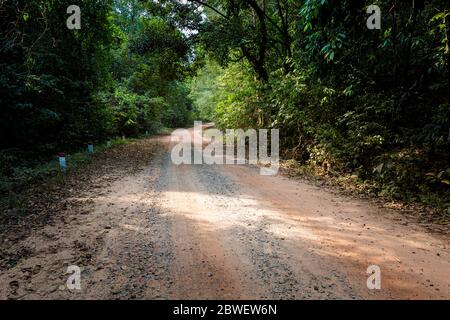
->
<box><xmin>188</xmin><ymin>0</ymin><xmax>228</xmax><ymax>19</ymax></box>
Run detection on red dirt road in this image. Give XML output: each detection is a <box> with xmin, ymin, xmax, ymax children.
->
<box><xmin>0</xmin><ymin>130</ymin><xmax>449</xmax><ymax>299</ymax></box>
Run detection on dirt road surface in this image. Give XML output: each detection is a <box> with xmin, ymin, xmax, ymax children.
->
<box><xmin>1</xmin><ymin>128</ymin><xmax>449</xmax><ymax>299</ymax></box>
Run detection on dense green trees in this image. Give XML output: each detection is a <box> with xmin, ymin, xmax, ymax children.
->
<box><xmin>0</xmin><ymin>0</ymin><xmax>193</xmax><ymax>164</ymax></box>
<box><xmin>96</xmin><ymin>0</ymin><xmax>193</xmax><ymax>136</ymax></box>
<box><xmin>1</xmin><ymin>1</ymin><xmax>449</xmax><ymax>208</ymax></box>
<box><xmin>188</xmin><ymin>0</ymin><xmax>449</xmax><ymax>206</ymax></box>
<box><xmin>0</xmin><ymin>0</ymin><xmax>194</xmax><ymax>195</ymax></box>
<box><xmin>1</xmin><ymin>0</ymin><xmax>113</xmax><ymax>153</ymax></box>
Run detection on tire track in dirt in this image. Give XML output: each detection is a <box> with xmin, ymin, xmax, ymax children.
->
<box><xmin>0</xmin><ymin>138</ymin><xmax>172</xmax><ymax>299</ymax></box>
<box><xmin>1</xmin><ymin>130</ymin><xmax>449</xmax><ymax>300</ymax></box>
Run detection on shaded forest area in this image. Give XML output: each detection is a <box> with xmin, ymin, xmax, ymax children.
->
<box><xmin>1</xmin><ymin>0</ymin><xmax>194</xmax><ymax>196</ymax></box>
<box><xmin>1</xmin><ymin>1</ymin><xmax>449</xmax><ymax>213</ymax></box>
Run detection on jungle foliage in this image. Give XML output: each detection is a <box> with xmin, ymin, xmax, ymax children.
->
<box><xmin>186</xmin><ymin>0</ymin><xmax>450</xmax><ymax>208</ymax></box>
<box><xmin>0</xmin><ymin>0</ymin><xmax>193</xmax><ymax>192</ymax></box>
<box><xmin>1</xmin><ymin>1</ymin><xmax>449</xmax><ymax>209</ymax></box>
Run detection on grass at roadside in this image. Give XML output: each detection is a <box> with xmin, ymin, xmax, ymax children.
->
<box><xmin>0</xmin><ymin>137</ymin><xmax>129</xmax><ymax>210</ymax></box>
<box><xmin>280</xmin><ymin>159</ymin><xmax>450</xmax><ymax>225</ymax></box>
<box><xmin>0</xmin><ymin>130</ymin><xmax>168</xmax><ymax>212</ymax></box>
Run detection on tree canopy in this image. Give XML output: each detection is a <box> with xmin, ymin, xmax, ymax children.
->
<box><xmin>1</xmin><ymin>0</ymin><xmax>449</xmax><ymax>209</ymax></box>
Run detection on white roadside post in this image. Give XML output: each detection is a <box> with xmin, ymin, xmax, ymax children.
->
<box><xmin>58</xmin><ymin>152</ymin><xmax>67</xmax><ymax>172</ymax></box>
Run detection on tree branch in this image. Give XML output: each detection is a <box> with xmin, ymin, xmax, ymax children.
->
<box><xmin>188</xmin><ymin>0</ymin><xmax>228</xmax><ymax>19</ymax></box>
